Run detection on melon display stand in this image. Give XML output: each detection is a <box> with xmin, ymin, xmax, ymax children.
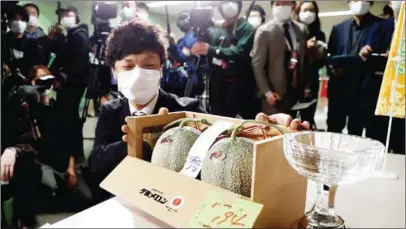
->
<box><xmin>125</xmin><ymin>112</ymin><xmax>308</xmax><ymax>228</ymax></box>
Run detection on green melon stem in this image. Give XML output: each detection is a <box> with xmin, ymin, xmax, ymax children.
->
<box><xmin>179</xmin><ymin>118</ymin><xmax>212</xmax><ymax>128</ymax></box>
<box><xmin>163</xmin><ymin>118</ymin><xmax>213</xmax><ymax>131</ymax></box>
<box><xmin>230</xmin><ymin>120</ymin><xmax>288</xmax><ymax>142</ymax></box>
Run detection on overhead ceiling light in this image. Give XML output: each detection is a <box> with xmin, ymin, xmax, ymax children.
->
<box><xmin>147</xmin><ymin>1</ymin><xmax>211</xmax><ymax>8</ymax></box>
<box><xmin>319</xmin><ymin>10</ymin><xmax>353</xmax><ymax>17</ymax></box>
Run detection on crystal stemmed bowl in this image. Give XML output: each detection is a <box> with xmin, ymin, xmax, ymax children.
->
<box><xmin>283</xmin><ymin>131</ymin><xmax>385</xmax><ymax>229</ymax></box>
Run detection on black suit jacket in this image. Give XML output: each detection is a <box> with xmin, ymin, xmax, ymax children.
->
<box><xmin>88</xmin><ymin>89</ymin><xmax>205</xmax><ymax>196</ymax></box>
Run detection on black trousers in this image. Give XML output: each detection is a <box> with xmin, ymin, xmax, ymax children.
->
<box><xmin>210</xmin><ymin>75</ymin><xmax>260</xmax><ymax>119</ymax></box>
<box><xmin>56</xmin><ymin>80</ymin><xmax>87</xmax><ymax>159</ymax></box>
<box><xmin>11</xmin><ymin>154</ymin><xmax>41</xmax><ymax>227</ymax></box>
<box><xmin>327</xmin><ymin>96</ymin><xmax>364</xmax><ymax>135</ymax></box>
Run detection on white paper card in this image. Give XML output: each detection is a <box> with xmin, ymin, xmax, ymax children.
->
<box><xmin>212</xmin><ymin>57</ymin><xmax>223</xmax><ymax>66</ymax></box>
<box><xmin>291</xmin><ymin>99</ymin><xmax>317</xmax><ymax>111</ymax></box>
<box><xmin>12</xmin><ymin>49</ymin><xmax>24</xmax><ymax>59</ymax></box>
<box><xmin>179</xmin><ymin>120</ymin><xmax>234</xmax><ymax>178</ymax></box>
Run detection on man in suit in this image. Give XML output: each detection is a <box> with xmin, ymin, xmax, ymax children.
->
<box><xmin>358</xmin><ymin>0</ymin><xmax>404</xmax><ymax>154</ymax></box>
<box><xmin>327</xmin><ymin>1</ymin><xmax>381</xmax><ymax>135</ymax></box>
<box><xmin>251</xmin><ymin>1</ymin><xmax>312</xmax><ymax>116</ymax></box>
<box><xmin>88</xmin><ymin>20</ymin><xmax>310</xmax><ymax>202</ymax></box>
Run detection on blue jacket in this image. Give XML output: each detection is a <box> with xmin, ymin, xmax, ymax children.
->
<box><xmin>168</xmin><ymin>31</ymin><xmax>197</xmax><ymax>64</ymax></box>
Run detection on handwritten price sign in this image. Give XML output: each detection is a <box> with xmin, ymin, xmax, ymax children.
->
<box><xmin>188</xmin><ymin>191</ymin><xmax>263</xmax><ymax>228</ymax></box>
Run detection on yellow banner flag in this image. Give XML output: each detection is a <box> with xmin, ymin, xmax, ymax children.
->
<box><xmin>375</xmin><ymin>2</ymin><xmax>406</xmax><ymax>119</ymax></box>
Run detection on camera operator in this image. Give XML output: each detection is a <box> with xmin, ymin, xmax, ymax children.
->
<box><xmin>191</xmin><ymin>1</ymin><xmax>260</xmax><ymax>119</ymax></box>
<box><xmin>1</xmin><ymin>65</ymin><xmax>76</xmax><ymax>228</ymax></box>
<box><xmin>48</xmin><ymin>6</ymin><xmax>91</xmax><ymax>160</ymax></box>
<box><xmin>2</xmin><ymin>5</ymin><xmax>50</xmax><ymax>96</ymax></box>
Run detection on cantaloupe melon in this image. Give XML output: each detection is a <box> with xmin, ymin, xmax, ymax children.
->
<box><xmin>151</xmin><ymin>118</ymin><xmax>211</xmax><ymax>172</ymax></box>
<box><xmin>201</xmin><ymin>120</ymin><xmax>286</xmax><ymax>197</ymax></box>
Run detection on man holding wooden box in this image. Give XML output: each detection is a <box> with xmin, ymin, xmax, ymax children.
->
<box><xmin>88</xmin><ymin>20</ymin><xmax>310</xmax><ymax>203</ymax></box>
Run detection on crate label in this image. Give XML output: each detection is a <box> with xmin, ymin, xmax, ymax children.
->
<box><xmin>188</xmin><ymin>191</ymin><xmax>263</xmax><ymax>228</ymax></box>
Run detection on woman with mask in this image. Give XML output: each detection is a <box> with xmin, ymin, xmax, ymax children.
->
<box><xmin>297</xmin><ymin>1</ymin><xmax>326</xmax><ymax>129</ymax></box>
<box><xmin>247</xmin><ymin>4</ymin><xmax>267</xmax><ymax>29</ymax></box>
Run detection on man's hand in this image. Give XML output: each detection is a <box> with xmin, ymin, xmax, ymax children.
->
<box><xmin>307</xmin><ymin>37</ymin><xmax>317</xmax><ymax>49</ymax></box>
<box><xmin>122</xmin><ymin>108</ymin><xmax>169</xmax><ymax>142</ymax></box>
<box><xmin>66</xmin><ymin>155</ymin><xmax>77</xmax><ymax>188</ymax></box>
<box><xmin>359</xmin><ymin>45</ymin><xmax>373</xmax><ymax>61</ymax></box>
<box><xmin>1</xmin><ymin>148</ymin><xmax>17</xmax><ymax>182</ymax></box>
<box><xmin>266</xmin><ymin>92</ymin><xmax>281</xmax><ymax>106</ymax></box>
<box><xmin>66</xmin><ymin>167</ymin><xmax>77</xmax><ymax>188</ymax></box>
<box><xmin>191</xmin><ymin>42</ymin><xmax>210</xmax><ymax>56</ymax></box>
<box><xmin>48</xmin><ymin>23</ymin><xmax>64</xmax><ymax>40</ymax></box>
<box><xmin>256</xmin><ymin>113</ymin><xmax>310</xmax><ymax>131</ymax></box>
<box><xmin>304</xmin><ymin>90</ymin><xmax>312</xmax><ymax>99</ymax></box>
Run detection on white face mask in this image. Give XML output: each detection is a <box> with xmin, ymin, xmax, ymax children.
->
<box><xmin>221</xmin><ymin>2</ymin><xmax>240</xmax><ymax>19</ymax></box>
<box><xmin>116</xmin><ymin>66</ymin><xmax>161</xmax><ymax>105</ymax></box>
<box><xmin>122</xmin><ymin>7</ymin><xmax>135</xmax><ymax>20</ymax></box>
<box><xmin>136</xmin><ymin>10</ymin><xmax>149</xmax><ymax>21</ymax></box>
<box><xmin>10</xmin><ymin>20</ymin><xmax>27</xmax><ymax>34</ymax></box>
<box><xmin>28</xmin><ymin>15</ymin><xmax>39</xmax><ymax>27</ymax></box>
<box><xmin>391</xmin><ymin>1</ymin><xmax>402</xmax><ymax>14</ymax></box>
<box><xmin>248</xmin><ymin>16</ymin><xmax>262</xmax><ymax>28</ymax></box>
<box><xmin>349</xmin><ymin>1</ymin><xmax>371</xmax><ymax>16</ymax></box>
<box><xmin>272</xmin><ymin>6</ymin><xmax>293</xmax><ymax>22</ymax></box>
<box><xmin>299</xmin><ymin>11</ymin><xmax>316</xmax><ymax>25</ymax></box>
<box><xmin>60</xmin><ymin>16</ymin><xmax>76</xmax><ymax>29</ymax></box>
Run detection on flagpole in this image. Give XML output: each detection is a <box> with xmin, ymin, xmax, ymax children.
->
<box><xmin>373</xmin><ymin>13</ymin><xmax>404</xmax><ymax>180</ymax></box>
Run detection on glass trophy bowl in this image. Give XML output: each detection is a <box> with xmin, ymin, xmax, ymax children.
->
<box><xmin>284</xmin><ymin>132</ymin><xmax>385</xmax><ymax>229</ymax></box>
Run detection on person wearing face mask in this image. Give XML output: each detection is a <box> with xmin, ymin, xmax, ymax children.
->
<box><xmin>251</xmin><ymin>1</ymin><xmax>312</xmax><ymax>116</ymax></box>
<box><xmin>296</xmin><ymin>1</ymin><xmax>326</xmax><ymax>129</ymax></box>
<box><xmin>191</xmin><ymin>0</ymin><xmax>261</xmax><ymax>119</ymax></box>
<box><xmin>87</xmin><ymin>21</ymin><xmax>205</xmax><ymax>202</ymax></box>
<box><xmin>357</xmin><ymin>1</ymin><xmax>405</xmax><ymax>154</ymax></box>
<box><xmin>135</xmin><ymin>2</ymin><xmax>150</xmax><ymax>22</ymax></box>
<box><xmin>326</xmin><ymin>1</ymin><xmax>381</xmax><ymax>135</ymax></box>
<box><xmin>23</xmin><ymin>3</ymin><xmax>46</xmax><ymax>39</ymax></box>
<box><xmin>121</xmin><ymin>1</ymin><xmax>137</xmax><ymax>22</ymax></box>
<box><xmin>48</xmin><ymin>6</ymin><xmax>91</xmax><ymax>160</ymax></box>
<box><xmin>247</xmin><ymin>4</ymin><xmax>267</xmax><ymax>29</ymax></box>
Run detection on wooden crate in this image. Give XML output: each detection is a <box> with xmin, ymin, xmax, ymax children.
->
<box><xmin>124</xmin><ymin>112</ymin><xmax>307</xmax><ymax>228</ymax></box>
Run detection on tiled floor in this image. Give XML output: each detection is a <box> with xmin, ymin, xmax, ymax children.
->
<box><xmin>37</xmin><ymin>100</ymin><xmax>331</xmax><ymax>226</ymax></box>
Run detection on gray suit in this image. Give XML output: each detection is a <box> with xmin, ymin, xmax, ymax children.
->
<box><xmin>251</xmin><ymin>19</ymin><xmax>311</xmax><ymax>114</ymax></box>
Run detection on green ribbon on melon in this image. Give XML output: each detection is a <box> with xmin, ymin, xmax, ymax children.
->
<box><xmin>230</xmin><ymin>120</ymin><xmax>288</xmax><ymax>142</ymax></box>
<box><xmin>163</xmin><ymin>118</ymin><xmax>213</xmax><ymax>131</ymax></box>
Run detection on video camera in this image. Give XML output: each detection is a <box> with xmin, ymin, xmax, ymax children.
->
<box><xmin>1</xmin><ymin>1</ymin><xmax>18</xmax><ymax>35</ymax></box>
<box><xmin>91</xmin><ymin>1</ymin><xmax>118</xmax><ymax>44</ymax></box>
<box><xmin>189</xmin><ymin>7</ymin><xmax>214</xmax><ymax>42</ymax></box>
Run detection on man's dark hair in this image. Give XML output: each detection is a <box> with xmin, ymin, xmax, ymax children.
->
<box><xmin>106</xmin><ymin>20</ymin><xmax>167</xmax><ymax>67</ymax></box>
<box><xmin>382</xmin><ymin>4</ymin><xmax>394</xmax><ymax>17</ymax></box>
<box><xmin>23</xmin><ymin>3</ymin><xmax>40</xmax><ymax>16</ymax></box>
<box><xmin>7</xmin><ymin>5</ymin><xmax>29</xmax><ymax>22</ymax></box>
<box><xmin>271</xmin><ymin>1</ymin><xmax>296</xmax><ymax>6</ymax></box>
<box><xmin>248</xmin><ymin>4</ymin><xmax>266</xmax><ymax>23</ymax></box>
<box><xmin>136</xmin><ymin>2</ymin><xmax>150</xmax><ymax>13</ymax></box>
